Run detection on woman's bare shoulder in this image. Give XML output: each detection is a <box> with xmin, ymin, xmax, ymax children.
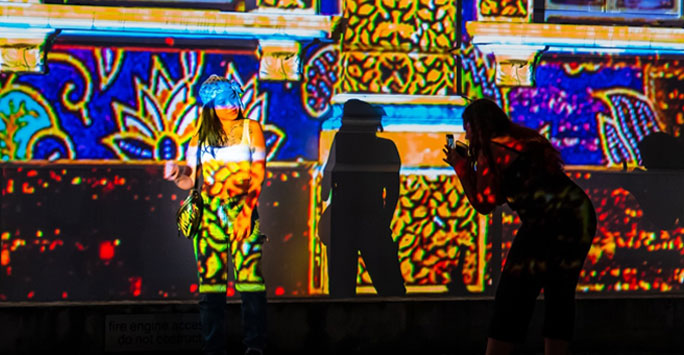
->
<box><xmin>247</xmin><ymin>119</ymin><xmax>264</xmax><ymax>136</ymax></box>
<box><xmin>247</xmin><ymin>118</ymin><xmax>263</xmax><ymax>128</ymax></box>
<box><xmin>491</xmin><ymin>135</ymin><xmax>525</xmax><ymax>152</ymax></box>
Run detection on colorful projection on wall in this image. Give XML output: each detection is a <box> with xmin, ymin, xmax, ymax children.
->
<box><xmin>4</xmin><ymin>163</ymin><xmax>683</xmax><ymax>301</ymax></box>
<box><xmin>342</xmin><ymin>0</ymin><xmax>458</xmax><ymax>53</ymax></box>
<box><xmin>545</xmin><ymin>0</ymin><xmax>683</xmax><ymax>19</ymax></box>
<box><xmin>0</xmin><ymin>45</ymin><xmax>330</xmax><ymax>162</ymax></box>
<box><xmin>0</xmin><ymin>164</ymin><xmax>314</xmax><ymax>301</ymax></box>
<box><xmin>478</xmin><ymin>0</ymin><xmax>531</xmax><ymax>20</ymax></box>
<box><xmin>1</xmin><ymin>27</ymin><xmax>679</xmax><ymax>168</ymax></box>
<box><xmin>310</xmin><ymin>171</ymin><xmax>491</xmax><ymax>296</ymax></box>
<box><xmin>502</xmin><ymin>171</ymin><xmax>684</xmax><ymax>293</ymax></box>
<box><xmin>505</xmin><ymin>56</ymin><xmax>684</xmax><ymax>166</ymax></box>
<box><xmin>378</xmin><ymin>174</ymin><xmax>489</xmax><ymax>294</ymax></box>
<box><xmin>258</xmin><ymin>0</ymin><xmax>318</xmax><ymax>11</ymax></box>
<box><xmin>547</xmin><ymin>0</ymin><xmax>680</xmax><ymax>12</ymax></box>
<box><xmin>336</xmin><ymin>0</ymin><xmax>459</xmax><ymax>98</ymax></box>
<box><xmin>302</xmin><ymin>44</ymin><xmax>339</xmax><ymax>119</ymax></box>
<box><xmin>2</xmin><ymin>0</ymin><xmax>684</xmax><ymax>302</ymax></box>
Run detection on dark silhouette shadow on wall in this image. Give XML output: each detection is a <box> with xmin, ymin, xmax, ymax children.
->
<box><xmin>622</xmin><ymin>131</ymin><xmax>684</xmax><ymax>230</ymax></box>
<box><xmin>318</xmin><ymin>99</ymin><xmax>406</xmax><ymax>298</ymax></box>
<box><xmin>446</xmin><ymin>248</ymin><xmax>470</xmax><ymax>296</ymax></box>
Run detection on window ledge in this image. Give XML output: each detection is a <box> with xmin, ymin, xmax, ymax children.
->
<box><xmin>467</xmin><ymin>21</ymin><xmax>684</xmax><ymax>52</ymax></box>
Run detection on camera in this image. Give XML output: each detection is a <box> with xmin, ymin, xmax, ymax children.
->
<box><xmin>455</xmin><ymin>141</ymin><xmax>468</xmax><ymax>157</ymax></box>
<box><xmin>447</xmin><ymin>134</ymin><xmax>468</xmax><ymax>156</ymax></box>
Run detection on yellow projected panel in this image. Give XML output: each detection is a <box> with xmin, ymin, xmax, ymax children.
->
<box><xmin>478</xmin><ymin>0</ymin><xmax>532</xmax><ymax>22</ymax></box>
<box><xmin>0</xmin><ymin>3</ymin><xmax>333</xmax><ymax>39</ymax></box>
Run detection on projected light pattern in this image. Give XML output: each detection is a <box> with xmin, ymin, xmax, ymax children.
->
<box><xmin>3</xmin><ymin>0</ymin><xmax>684</xmax><ymax>302</ymax></box>
<box><xmin>616</xmin><ymin>0</ymin><xmax>677</xmax><ymax>11</ymax></box>
<box><xmin>313</xmin><ymin>172</ymin><xmax>491</xmax><ymax>295</ymax></box>
<box><xmin>302</xmin><ymin>44</ymin><xmax>339</xmax><ymax>118</ymax></box>
<box><xmin>342</xmin><ymin>0</ymin><xmax>457</xmax><ymax>53</ymax></box>
<box><xmin>258</xmin><ymin>0</ymin><xmax>316</xmax><ymax>10</ymax></box>
<box><xmin>501</xmin><ymin>171</ymin><xmax>684</xmax><ymax>293</ymax></box>
<box><xmin>645</xmin><ymin>63</ymin><xmax>684</xmax><ymax>137</ymax></box>
<box><xmin>478</xmin><ymin>0</ymin><xmax>530</xmax><ymax>19</ymax></box>
<box><xmin>339</xmin><ymin>52</ymin><xmax>458</xmax><ymax>95</ymax></box>
<box><xmin>546</xmin><ymin>0</ymin><xmax>681</xmax><ymax>18</ymax></box>
<box><xmin>0</xmin><ymin>165</ymin><xmax>311</xmax><ymax>301</ymax></box>
<box><xmin>336</xmin><ymin>0</ymin><xmax>459</xmax><ymax>96</ymax></box>
<box><xmin>1</xmin><ymin>44</ymin><xmax>681</xmax><ymax>168</ymax></box>
<box><xmin>460</xmin><ymin>42</ymin><xmax>501</xmax><ymax>103</ymax></box>
<box><xmin>0</xmin><ymin>45</ymin><xmax>312</xmax><ymax>161</ymax></box>
<box><xmin>0</xmin><ymin>76</ymin><xmax>76</xmax><ymax>161</ymax></box>
<box><xmin>504</xmin><ymin>56</ymin><xmax>684</xmax><ymax>166</ymax></box>
<box><xmin>0</xmin><ymin>166</ymin><xmax>156</xmax><ymax>301</ymax></box>
<box><xmin>594</xmin><ymin>88</ymin><xmax>661</xmax><ymax>166</ymax></box>
<box><xmin>458</xmin><ymin>45</ymin><xmax>684</xmax><ymax>166</ymax></box>
<box><xmin>388</xmin><ymin>174</ymin><xmax>488</xmax><ymax>293</ymax></box>
<box><xmin>102</xmin><ymin>53</ymin><xmax>204</xmax><ymax>161</ymax></box>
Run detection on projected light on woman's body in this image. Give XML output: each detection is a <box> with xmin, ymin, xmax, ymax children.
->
<box><xmin>164</xmin><ymin>75</ymin><xmax>267</xmax><ymax>355</ymax></box>
<box><xmin>444</xmin><ymin>99</ymin><xmax>597</xmax><ymax>355</ymax></box>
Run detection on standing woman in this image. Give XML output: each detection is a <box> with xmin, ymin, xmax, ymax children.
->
<box><xmin>164</xmin><ymin>75</ymin><xmax>268</xmax><ymax>355</ymax></box>
<box><xmin>443</xmin><ymin>99</ymin><xmax>596</xmax><ymax>355</ymax></box>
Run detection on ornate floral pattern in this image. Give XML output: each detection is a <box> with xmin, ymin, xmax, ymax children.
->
<box><xmin>258</xmin><ymin>0</ymin><xmax>314</xmax><ymax>10</ymax></box>
<box><xmin>343</xmin><ymin>0</ymin><xmax>457</xmax><ymax>53</ymax></box>
<box><xmin>0</xmin><ymin>76</ymin><xmax>74</xmax><ymax>161</ymax></box>
<box><xmin>314</xmin><ymin>173</ymin><xmax>490</xmax><ymax>294</ymax></box>
<box><xmin>103</xmin><ymin>53</ymin><xmax>202</xmax><ymax>161</ymax></box>
<box><xmin>0</xmin><ymin>46</ymin><xmax>301</xmax><ymax>162</ymax></box>
<box><xmin>302</xmin><ymin>44</ymin><xmax>339</xmax><ymax>118</ymax></box>
<box><xmin>339</xmin><ymin>51</ymin><xmax>458</xmax><ymax>95</ymax></box>
<box><xmin>478</xmin><ymin>0</ymin><xmax>530</xmax><ymax>19</ymax></box>
<box><xmin>594</xmin><ymin>88</ymin><xmax>661</xmax><ymax>167</ymax></box>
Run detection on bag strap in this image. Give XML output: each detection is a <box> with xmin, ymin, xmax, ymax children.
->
<box><xmin>241</xmin><ymin>118</ymin><xmax>250</xmax><ymax>146</ymax></box>
<box><xmin>193</xmin><ymin>141</ymin><xmax>202</xmax><ymax>190</ymax></box>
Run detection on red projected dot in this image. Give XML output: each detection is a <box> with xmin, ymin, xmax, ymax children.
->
<box><xmin>129</xmin><ymin>277</ymin><xmax>142</xmax><ymax>297</ymax></box>
<box><xmin>0</xmin><ymin>249</ymin><xmax>9</xmax><ymax>266</ymax></box>
<box><xmin>165</xmin><ymin>37</ymin><xmax>174</xmax><ymax>46</ymax></box>
<box><xmin>275</xmin><ymin>287</ymin><xmax>285</xmax><ymax>296</ymax></box>
<box><xmin>190</xmin><ymin>284</ymin><xmax>198</xmax><ymax>293</ymax></box>
<box><xmin>99</xmin><ymin>241</ymin><xmax>115</xmax><ymax>260</ymax></box>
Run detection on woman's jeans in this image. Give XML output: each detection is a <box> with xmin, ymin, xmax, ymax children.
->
<box><xmin>199</xmin><ymin>291</ymin><xmax>267</xmax><ymax>354</ymax></box>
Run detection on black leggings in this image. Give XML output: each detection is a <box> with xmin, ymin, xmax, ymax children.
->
<box><xmin>490</xmin><ymin>202</ymin><xmax>596</xmax><ymax>343</ymax></box>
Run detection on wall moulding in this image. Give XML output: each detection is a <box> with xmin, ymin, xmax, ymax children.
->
<box><xmin>0</xmin><ymin>28</ymin><xmax>55</xmax><ymax>73</ymax></box>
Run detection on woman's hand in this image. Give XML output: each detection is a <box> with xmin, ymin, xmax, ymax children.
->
<box><xmin>234</xmin><ymin>211</ymin><xmax>253</xmax><ymax>243</ymax></box>
<box><xmin>443</xmin><ymin>142</ymin><xmax>468</xmax><ymax>168</ymax></box>
<box><xmin>164</xmin><ymin>161</ymin><xmax>180</xmax><ymax>181</ymax></box>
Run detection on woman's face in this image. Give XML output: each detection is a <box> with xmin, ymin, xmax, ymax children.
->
<box><xmin>463</xmin><ymin>119</ymin><xmax>472</xmax><ymax>141</ymax></box>
<box><xmin>213</xmin><ymin>95</ymin><xmax>240</xmax><ymax>121</ymax></box>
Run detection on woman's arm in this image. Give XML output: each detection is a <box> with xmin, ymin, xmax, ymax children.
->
<box><xmin>246</xmin><ymin>120</ymin><xmax>266</xmax><ymax>210</ymax></box>
<box><xmin>235</xmin><ymin>120</ymin><xmax>266</xmax><ymax>241</ymax></box>
<box><xmin>164</xmin><ymin>136</ymin><xmax>199</xmax><ymax>190</ymax></box>
<box><xmin>444</xmin><ymin>145</ymin><xmax>501</xmax><ymax>214</ymax></box>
